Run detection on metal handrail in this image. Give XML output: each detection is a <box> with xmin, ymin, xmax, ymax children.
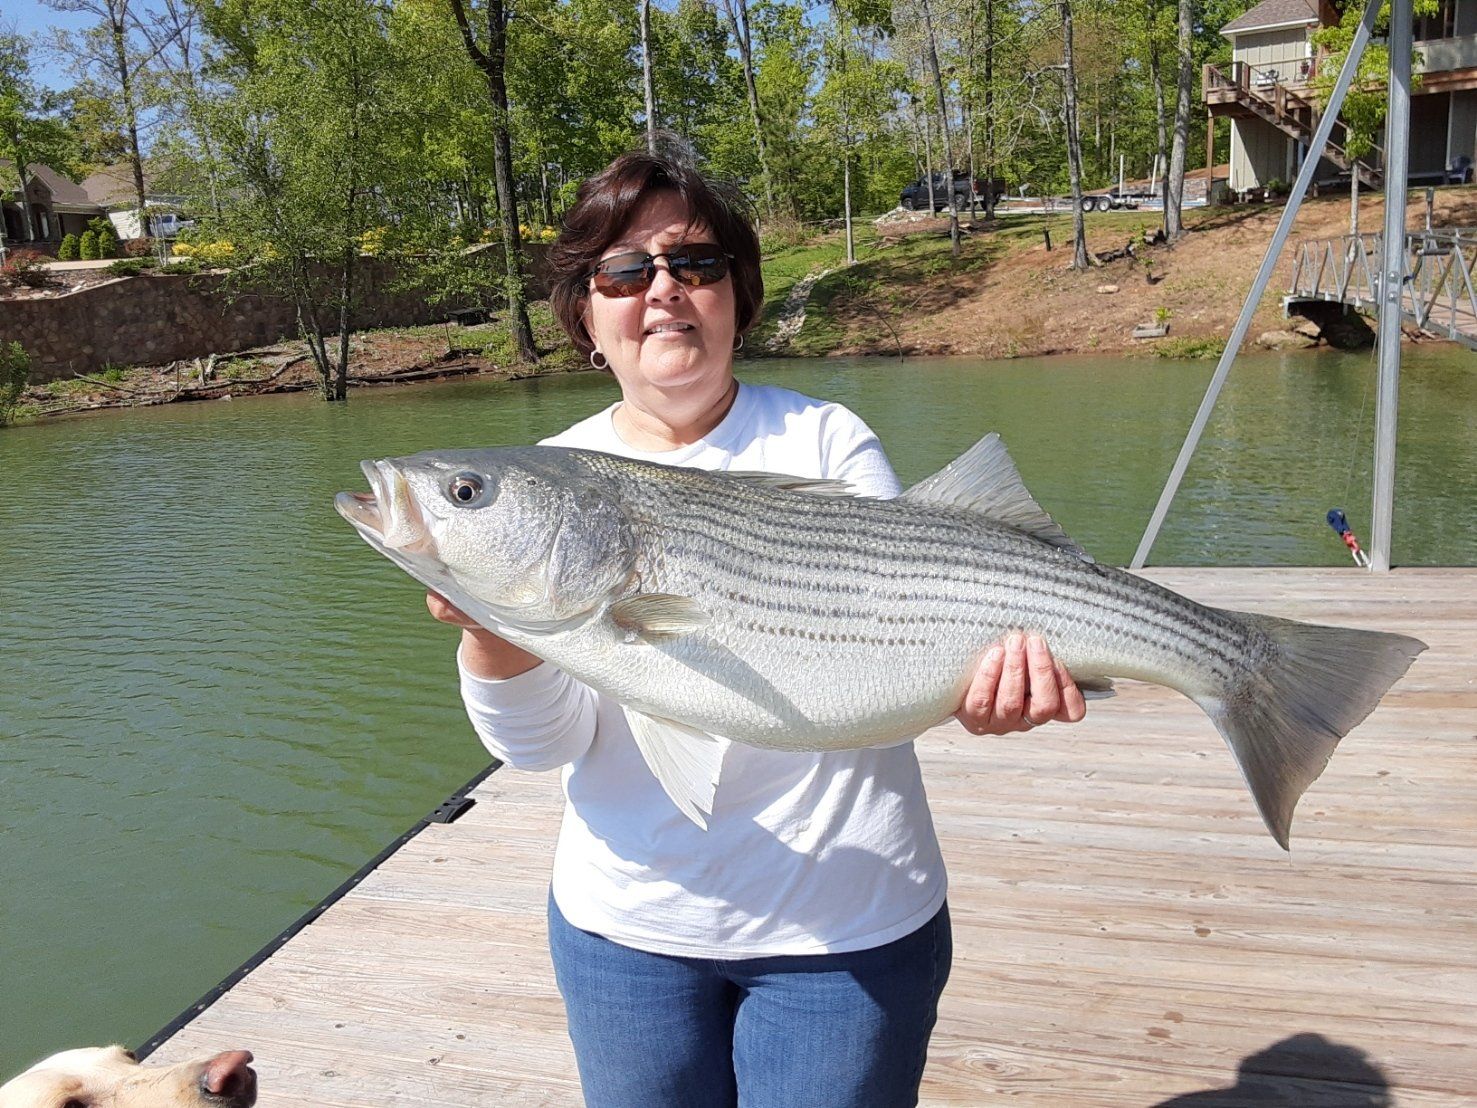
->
<box><xmin>1289</xmin><ymin>229</ymin><xmax>1477</xmax><ymax>347</ymax></box>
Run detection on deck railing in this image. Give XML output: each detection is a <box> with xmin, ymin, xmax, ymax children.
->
<box><xmin>1288</xmin><ymin>229</ymin><xmax>1477</xmax><ymax>347</ymax></box>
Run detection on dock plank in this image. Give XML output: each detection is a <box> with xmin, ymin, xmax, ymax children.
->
<box><xmin>150</xmin><ymin>568</ymin><xmax>1477</xmax><ymax>1106</ymax></box>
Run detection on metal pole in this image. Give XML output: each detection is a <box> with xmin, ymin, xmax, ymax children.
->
<box><xmin>1371</xmin><ymin>0</ymin><xmax>1412</xmax><ymax>572</ymax></box>
<box><xmin>1130</xmin><ymin>0</ymin><xmax>1382</xmax><ymax>569</ymax></box>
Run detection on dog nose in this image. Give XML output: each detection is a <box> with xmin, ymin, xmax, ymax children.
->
<box><xmin>202</xmin><ymin>1050</ymin><xmax>256</xmax><ymax>1099</ymax></box>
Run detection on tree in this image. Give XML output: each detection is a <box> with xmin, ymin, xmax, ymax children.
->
<box><xmin>1164</xmin><ymin>0</ymin><xmax>1192</xmax><ymax>238</ymax></box>
<box><xmin>0</xmin><ymin>33</ymin><xmax>73</xmax><ymax>245</ymax></box>
<box><xmin>198</xmin><ymin>0</ymin><xmax>417</xmax><ymax>400</ymax></box>
<box><xmin>1059</xmin><ymin>0</ymin><xmax>1089</xmax><ymax>268</ymax></box>
<box><xmin>717</xmin><ymin>0</ymin><xmax>776</xmax><ymax>213</ymax></box>
<box><xmin>448</xmin><ymin>0</ymin><xmax>539</xmax><ymax>363</ymax></box>
<box><xmin>641</xmin><ymin>0</ymin><xmax>657</xmax><ymax>151</ymax></box>
<box><xmin>1312</xmin><ymin>0</ymin><xmax>1438</xmax><ymax>235</ymax></box>
<box><xmin>44</xmin><ymin>0</ymin><xmax>180</xmax><ymax>237</ymax></box>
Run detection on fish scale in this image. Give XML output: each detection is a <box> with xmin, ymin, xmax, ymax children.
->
<box><xmin>337</xmin><ymin>434</ymin><xmax>1426</xmax><ymax>847</ymax></box>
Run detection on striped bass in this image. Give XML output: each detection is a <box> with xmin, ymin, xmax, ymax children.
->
<box><xmin>335</xmin><ymin>435</ymin><xmax>1425</xmax><ymax>848</ymax></box>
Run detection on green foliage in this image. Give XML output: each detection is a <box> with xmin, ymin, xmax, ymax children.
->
<box><xmin>79</xmin><ymin>230</ymin><xmax>99</xmax><ymax>260</ymax></box>
<box><xmin>1312</xmin><ymin>0</ymin><xmax>1439</xmax><ymax>160</ymax></box>
<box><xmin>0</xmin><ymin>341</ymin><xmax>31</xmax><ymax>427</ymax></box>
<box><xmin>96</xmin><ymin>227</ymin><xmax>119</xmax><ymax>258</ymax></box>
<box><xmin>1153</xmin><ymin>335</ymin><xmax>1227</xmax><ymax>359</ymax></box>
<box><xmin>58</xmin><ymin>233</ymin><xmax>81</xmax><ymax>260</ymax></box>
<box><xmin>106</xmin><ymin>257</ymin><xmax>156</xmax><ymax>276</ymax></box>
<box><xmin>0</xmin><ymin>34</ymin><xmax>77</xmax><ymax>210</ymax></box>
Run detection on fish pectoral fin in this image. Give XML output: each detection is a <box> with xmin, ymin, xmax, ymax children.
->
<box><xmin>901</xmin><ymin>433</ymin><xmax>1093</xmax><ymax>562</ymax></box>
<box><xmin>622</xmin><ymin>708</ymin><xmax>728</xmax><ymax>829</ymax></box>
<box><xmin>610</xmin><ymin>593</ymin><xmax>712</xmax><ymax>640</ymax></box>
<box><xmin>1076</xmin><ymin>676</ymin><xmax>1117</xmax><ymax>700</ymax></box>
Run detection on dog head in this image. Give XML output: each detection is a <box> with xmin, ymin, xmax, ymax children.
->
<box><xmin>0</xmin><ymin>1045</ymin><xmax>256</xmax><ymax>1108</ymax></box>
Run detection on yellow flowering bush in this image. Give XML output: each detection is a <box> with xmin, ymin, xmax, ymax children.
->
<box><xmin>359</xmin><ymin>226</ymin><xmax>388</xmax><ymax>256</ymax></box>
<box><xmin>192</xmin><ymin>240</ymin><xmax>237</xmax><ymax>266</ymax></box>
<box><xmin>172</xmin><ymin>242</ymin><xmax>195</xmax><ymax>257</ymax></box>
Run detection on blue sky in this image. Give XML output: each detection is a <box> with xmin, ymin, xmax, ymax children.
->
<box><xmin>2</xmin><ymin>0</ymin><xmax>95</xmax><ymax>89</ymax></box>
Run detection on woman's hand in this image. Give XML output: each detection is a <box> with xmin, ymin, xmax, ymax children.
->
<box><xmin>426</xmin><ymin>591</ymin><xmax>542</xmax><ymax>680</ymax></box>
<box><xmin>955</xmin><ymin>633</ymin><xmax>1086</xmax><ymax>735</ymax></box>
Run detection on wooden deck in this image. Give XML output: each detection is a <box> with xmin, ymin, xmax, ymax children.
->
<box><xmin>149</xmin><ymin>568</ymin><xmax>1477</xmax><ymax>1106</ymax></box>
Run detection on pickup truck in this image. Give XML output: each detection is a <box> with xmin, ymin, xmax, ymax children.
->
<box><xmin>899</xmin><ymin>172</ymin><xmax>1004</xmax><ymax>211</ymax></box>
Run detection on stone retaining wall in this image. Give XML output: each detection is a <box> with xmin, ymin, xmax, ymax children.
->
<box><xmin>1</xmin><ymin>249</ymin><xmax>551</xmax><ymax>383</ymax></box>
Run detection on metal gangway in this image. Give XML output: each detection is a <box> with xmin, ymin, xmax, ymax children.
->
<box><xmin>1289</xmin><ymin>229</ymin><xmax>1477</xmax><ymax>349</ymax></box>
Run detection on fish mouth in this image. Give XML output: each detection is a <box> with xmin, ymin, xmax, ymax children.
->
<box><xmin>335</xmin><ymin>460</ymin><xmax>435</xmax><ymax>553</ymax></box>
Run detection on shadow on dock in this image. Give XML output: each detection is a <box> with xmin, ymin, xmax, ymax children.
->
<box><xmin>1154</xmin><ymin>1033</ymin><xmax>1390</xmax><ymax>1107</ymax></box>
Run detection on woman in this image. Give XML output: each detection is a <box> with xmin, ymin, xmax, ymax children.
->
<box><xmin>429</xmin><ymin>149</ymin><xmax>1085</xmax><ymax>1108</ymax></box>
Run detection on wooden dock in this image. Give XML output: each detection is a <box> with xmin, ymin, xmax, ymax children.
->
<box><xmin>148</xmin><ymin>568</ymin><xmax>1477</xmax><ymax>1106</ymax></box>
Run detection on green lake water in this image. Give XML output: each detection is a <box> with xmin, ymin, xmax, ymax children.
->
<box><xmin>1</xmin><ymin>349</ymin><xmax>1474</xmax><ymax>1072</ymax></box>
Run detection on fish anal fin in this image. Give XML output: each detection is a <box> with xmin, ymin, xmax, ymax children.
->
<box><xmin>622</xmin><ymin>708</ymin><xmax>728</xmax><ymax>829</ymax></box>
<box><xmin>611</xmin><ymin>594</ymin><xmax>712</xmax><ymax>640</ymax></box>
<box><xmin>902</xmin><ymin>434</ymin><xmax>1092</xmax><ymax>561</ymax></box>
<box><xmin>1076</xmin><ymin>676</ymin><xmax>1117</xmax><ymax>700</ymax></box>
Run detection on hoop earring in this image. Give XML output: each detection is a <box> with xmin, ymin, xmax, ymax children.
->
<box><xmin>733</xmin><ymin>334</ymin><xmax>745</xmax><ymax>352</ymax></box>
<box><xmin>590</xmin><ymin>350</ymin><xmax>609</xmax><ymax>370</ymax></box>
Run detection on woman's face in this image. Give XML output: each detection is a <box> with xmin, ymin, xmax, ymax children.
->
<box><xmin>583</xmin><ymin>189</ymin><xmax>738</xmax><ymax>396</ymax></box>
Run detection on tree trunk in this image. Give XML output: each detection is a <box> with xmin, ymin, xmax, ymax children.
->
<box><xmin>332</xmin><ymin>246</ymin><xmax>355</xmax><ymax>401</ymax></box>
<box><xmin>449</xmin><ymin>0</ymin><xmax>537</xmax><ymax>363</ymax></box>
<box><xmin>1146</xmin><ymin>0</ymin><xmax>1170</xmax><ymax>233</ymax></box>
<box><xmin>108</xmin><ymin>0</ymin><xmax>149</xmax><ymax>238</ymax></box>
<box><xmin>14</xmin><ymin>160</ymin><xmax>37</xmax><ymax>241</ymax></box>
<box><xmin>920</xmin><ymin>0</ymin><xmax>960</xmax><ymax>255</ymax></box>
<box><xmin>984</xmin><ymin>0</ymin><xmax>996</xmax><ymax>218</ymax></box>
<box><xmin>1060</xmin><ymin>0</ymin><xmax>1089</xmax><ymax>269</ymax></box>
<box><xmin>641</xmin><ymin>0</ymin><xmax>657</xmax><ymax>151</ymax></box>
<box><xmin>1165</xmin><ymin>0</ymin><xmax>1193</xmax><ymax>239</ymax></box>
<box><xmin>1350</xmin><ymin>167</ymin><xmax>1360</xmax><ymax>236</ymax></box>
<box><xmin>720</xmin><ymin>0</ymin><xmax>774</xmax><ymax>213</ymax></box>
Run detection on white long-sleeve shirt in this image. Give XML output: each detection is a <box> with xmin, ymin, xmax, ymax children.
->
<box><xmin>459</xmin><ymin>382</ymin><xmax>946</xmax><ymax>958</ymax></box>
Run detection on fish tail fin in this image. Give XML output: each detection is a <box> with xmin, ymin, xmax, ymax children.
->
<box><xmin>1193</xmin><ymin>612</ymin><xmax>1425</xmax><ymax>850</ymax></box>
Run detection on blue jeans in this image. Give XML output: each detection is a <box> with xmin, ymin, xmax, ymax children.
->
<box><xmin>547</xmin><ymin>895</ymin><xmax>952</xmax><ymax>1108</ymax></box>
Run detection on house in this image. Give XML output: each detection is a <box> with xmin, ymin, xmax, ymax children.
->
<box><xmin>1204</xmin><ymin>0</ymin><xmax>1477</xmax><ymax>193</ymax></box>
<box><xmin>81</xmin><ymin>162</ymin><xmax>192</xmax><ymax>239</ymax></box>
<box><xmin>0</xmin><ymin>159</ymin><xmax>107</xmax><ymax>250</ymax></box>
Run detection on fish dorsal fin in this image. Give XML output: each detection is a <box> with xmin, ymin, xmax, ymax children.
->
<box><xmin>622</xmin><ymin>708</ymin><xmax>728</xmax><ymax>829</ymax></box>
<box><xmin>724</xmin><ymin>472</ymin><xmax>858</xmax><ymax>497</ymax></box>
<box><xmin>902</xmin><ymin>434</ymin><xmax>1092</xmax><ymax>561</ymax></box>
<box><xmin>610</xmin><ymin>593</ymin><xmax>711</xmax><ymax>640</ymax></box>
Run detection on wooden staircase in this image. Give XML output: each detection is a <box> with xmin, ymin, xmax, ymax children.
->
<box><xmin>1204</xmin><ymin>61</ymin><xmax>1381</xmax><ymax>189</ymax></box>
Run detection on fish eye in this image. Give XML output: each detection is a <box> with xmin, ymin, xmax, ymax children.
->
<box><xmin>447</xmin><ymin>472</ymin><xmax>487</xmax><ymax>506</ymax></box>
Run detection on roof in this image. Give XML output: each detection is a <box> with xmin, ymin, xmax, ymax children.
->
<box><xmin>81</xmin><ymin>162</ymin><xmax>151</xmax><ymax>208</ymax></box>
<box><xmin>0</xmin><ymin>160</ymin><xmax>102</xmax><ymax>212</ymax></box>
<box><xmin>80</xmin><ymin>160</ymin><xmax>191</xmax><ymax>209</ymax></box>
<box><xmin>1221</xmin><ymin>0</ymin><xmax>1318</xmax><ymax>35</ymax></box>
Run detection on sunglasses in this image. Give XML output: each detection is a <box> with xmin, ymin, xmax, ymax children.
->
<box><xmin>588</xmin><ymin>243</ymin><xmax>732</xmax><ymax>297</ymax></box>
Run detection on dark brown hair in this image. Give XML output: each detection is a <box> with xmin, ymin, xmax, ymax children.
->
<box><xmin>548</xmin><ymin>149</ymin><xmax>764</xmax><ymax>358</ymax></box>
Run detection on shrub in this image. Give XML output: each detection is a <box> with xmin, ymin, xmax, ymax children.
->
<box><xmin>123</xmin><ymin>237</ymin><xmax>154</xmax><ymax>257</ymax></box>
<box><xmin>172</xmin><ymin>242</ymin><xmax>195</xmax><ymax>257</ymax></box>
<box><xmin>166</xmin><ymin>257</ymin><xmax>202</xmax><ymax>275</ymax></box>
<box><xmin>58</xmin><ymin>233</ymin><xmax>81</xmax><ymax>261</ymax></box>
<box><xmin>97</xmin><ymin>228</ymin><xmax>119</xmax><ymax>258</ymax></box>
<box><xmin>758</xmin><ymin>214</ymin><xmax>812</xmax><ymax>255</ymax></box>
<box><xmin>0</xmin><ymin>341</ymin><xmax>31</xmax><ymax>427</ymax></box>
<box><xmin>0</xmin><ymin>249</ymin><xmax>52</xmax><ymax>288</ymax></box>
<box><xmin>107</xmin><ymin>258</ymin><xmax>155</xmax><ymax>277</ymax></box>
<box><xmin>192</xmin><ymin>240</ymin><xmax>236</xmax><ymax>266</ymax></box>
<box><xmin>79</xmin><ymin>230</ymin><xmax>99</xmax><ymax>260</ymax></box>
